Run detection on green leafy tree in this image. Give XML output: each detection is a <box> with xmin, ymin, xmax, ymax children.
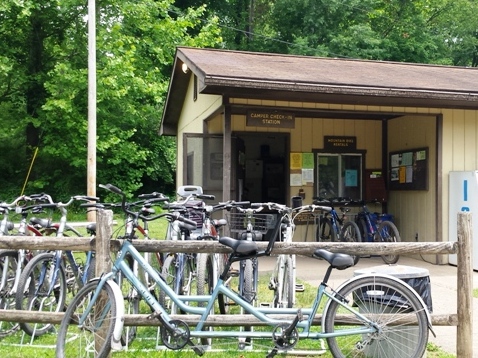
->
<box><xmin>0</xmin><ymin>0</ymin><xmax>221</xmax><ymax>199</ymax></box>
<box><xmin>178</xmin><ymin>0</ymin><xmax>477</xmax><ymax>66</ymax></box>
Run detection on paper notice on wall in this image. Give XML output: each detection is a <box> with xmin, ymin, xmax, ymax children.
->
<box><xmin>302</xmin><ymin>169</ymin><xmax>314</xmax><ymax>185</ymax></box>
<box><xmin>290</xmin><ymin>173</ymin><xmax>302</xmax><ymax>186</ymax></box>
<box><xmin>290</xmin><ymin>153</ymin><xmax>302</xmax><ymax>170</ymax></box>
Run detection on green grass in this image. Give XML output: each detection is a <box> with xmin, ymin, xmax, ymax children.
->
<box><xmin>0</xmin><ymin>212</ymin><xmax>456</xmax><ymax>357</ymax></box>
<box><xmin>0</xmin><ymin>275</ymin><xmax>456</xmax><ymax>357</ymax></box>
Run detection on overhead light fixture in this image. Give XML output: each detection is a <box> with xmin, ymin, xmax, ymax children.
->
<box><xmin>182</xmin><ymin>63</ymin><xmax>189</xmax><ymax>74</ymax></box>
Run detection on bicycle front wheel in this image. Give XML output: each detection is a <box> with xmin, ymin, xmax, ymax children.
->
<box><xmin>217</xmin><ymin>253</ymin><xmax>231</xmax><ymax>314</ymax></box>
<box><xmin>240</xmin><ymin>259</ymin><xmax>255</xmax><ymax>304</ymax></box>
<box><xmin>340</xmin><ymin>221</ymin><xmax>361</xmax><ymax>265</ymax></box>
<box><xmin>379</xmin><ymin>220</ymin><xmax>401</xmax><ymax>264</ymax></box>
<box><xmin>115</xmin><ymin>254</ymin><xmax>139</xmax><ymax>348</ymax></box>
<box><xmin>56</xmin><ymin>280</ymin><xmax>117</xmax><ymax>358</ymax></box>
<box><xmin>316</xmin><ymin>217</ymin><xmax>338</xmax><ymax>242</ymax></box>
<box><xmin>15</xmin><ymin>252</ymin><xmax>67</xmax><ymax>337</ymax></box>
<box><xmin>273</xmin><ymin>255</ymin><xmax>294</xmax><ymax>308</ymax></box>
<box><xmin>324</xmin><ymin>275</ymin><xmax>429</xmax><ymax>358</ymax></box>
<box><xmin>159</xmin><ymin>254</ymin><xmax>178</xmax><ymax>314</ymax></box>
<box><xmin>196</xmin><ymin>253</ymin><xmax>213</xmax><ymax>303</ymax></box>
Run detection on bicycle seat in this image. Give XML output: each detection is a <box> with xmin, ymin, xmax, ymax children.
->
<box><xmin>86</xmin><ymin>222</ymin><xmax>96</xmax><ymax>235</ymax></box>
<box><xmin>312</xmin><ymin>249</ymin><xmax>354</xmax><ymax>270</ymax></box>
<box><xmin>29</xmin><ymin>217</ymin><xmax>52</xmax><ymax>228</ymax></box>
<box><xmin>219</xmin><ymin>236</ymin><xmax>258</xmax><ymax>255</ymax></box>
<box><xmin>212</xmin><ymin>218</ymin><xmax>227</xmax><ymax>228</ymax></box>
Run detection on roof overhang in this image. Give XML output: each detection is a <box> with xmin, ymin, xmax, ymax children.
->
<box><xmin>160</xmin><ymin>47</ymin><xmax>478</xmax><ymax>136</ymax></box>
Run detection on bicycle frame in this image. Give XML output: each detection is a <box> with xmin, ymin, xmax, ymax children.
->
<box><xmin>84</xmin><ymin>235</ymin><xmax>388</xmax><ymax>344</ymax></box>
<box><xmin>63</xmin><ymin>186</ymin><xmax>429</xmax><ymax>357</ymax></box>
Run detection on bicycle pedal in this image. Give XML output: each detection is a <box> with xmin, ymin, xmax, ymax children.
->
<box><xmin>295</xmin><ymin>284</ymin><xmax>305</xmax><ymax>292</ymax></box>
<box><xmin>260</xmin><ymin>302</ymin><xmax>271</xmax><ymax>308</ymax></box>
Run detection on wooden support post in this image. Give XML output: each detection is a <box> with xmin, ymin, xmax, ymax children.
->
<box><xmin>95</xmin><ymin>209</ymin><xmax>114</xmax><ymax>356</ymax></box>
<box><xmin>96</xmin><ymin>209</ymin><xmax>113</xmax><ymax>276</ymax></box>
<box><xmin>457</xmin><ymin>212</ymin><xmax>473</xmax><ymax>358</ymax></box>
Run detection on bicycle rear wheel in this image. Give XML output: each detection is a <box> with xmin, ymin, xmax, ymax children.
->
<box><xmin>379</xmin><ymin>220</ymin><xmax>401</xmax><ymax>264</ymax></box>
<box><xmin>340</xmin><ymin>221</ymin><xmax>361</xmax><ymax>265</ymax></box>
<box><xmin>15</xmin><ymin>252</ymin><xmax>67</xmax><ymax>337</ymax></box>
<box><xmin>0</xmin><ymin>250</ymin><xmax>20</xmax><ymax>337</ymax></box>
<box><xmin>324</xmin><ymin>275</ymin><xmax>428</xmax><ymax>358</ymax></box>
<box><xmin>56</xmin><ymin>280</ymin><xmax>117</xmax><ymax>358</ymax></box>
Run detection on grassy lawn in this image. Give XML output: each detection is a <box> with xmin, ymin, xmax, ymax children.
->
<box><xmin>0</xmin><ymin>210</ymin><xmax>457</xmax><ymax>357</ymax></box>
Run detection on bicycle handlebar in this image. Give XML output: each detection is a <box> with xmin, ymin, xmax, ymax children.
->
<box><xmin>99</xmin><ymin>184</ymin><xmax>197</xmax><ymax>227</ymax></box>
<box><xmin>293</xmin><ymin>204</ymin><xmax>333</xmax><ymax>214</ymax></box>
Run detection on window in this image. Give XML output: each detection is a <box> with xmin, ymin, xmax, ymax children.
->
<box><xmin>316</xmin><ymin>153</ymin><xmax>363</xmax><ymax>200</ymax></box>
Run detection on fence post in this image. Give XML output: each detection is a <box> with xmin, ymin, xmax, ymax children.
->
<box><xmin>457</xmin><ymin>212</ymin><xmax>473</xmax><ymax>357</ymax></box>
<box><xmin>96</xmin><ymin>209</ymin><xmax>113</xmax><ymax>275</ymax></box>
<box><xmin>95</xmin><ymin>209</ymin><xmax>114</xmax><ymax>356</ymax></box>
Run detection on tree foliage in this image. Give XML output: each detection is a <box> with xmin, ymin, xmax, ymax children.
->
<box><xmin>183</xmin><ymin>0</ymin><xmax>478</xmax><ymax>65</ymax></box>
<box><xmin>0</xmin><ymin>0</ymin><xmax>221</xmax><ymax>200</ymax></box>
<box><xmin>2</xmin><ymin>0</ymin><xmax>478</xmax><ymax>201</ymax></box>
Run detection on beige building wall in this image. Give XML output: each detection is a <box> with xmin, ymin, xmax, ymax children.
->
<box><xmin>387</xmin><ymin>115</ymin><xmax>437</xmax><ymax>261</ymax></box>
<box><xmin>177</xmin><ymin>91</ymin><xmax>478</xmax><ymax>251</ymax></box>
<box><xmin>441</xmin><ymin>109</ymin><xmax>478</xmax><ymax>260</ymax></box>
<box><xmin>176</xmin><ymin>77</ymin><xmax>223</xmax><ymax>186</ymax></box>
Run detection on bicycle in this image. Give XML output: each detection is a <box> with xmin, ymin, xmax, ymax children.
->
<box><xmin>354</xmin><ymin>199</ymin><xmax>401</xmax><ymax>264</ymax></box>
<box><xmin>0</xmin><ymin>193</ymin><xmax>62</xmax><ymax>337</ymax></box>
<box><xmin>227</xmin><ymin>203</ymin><xmax>277</xmax><ymax>307</ymax></box>
<box><xmin>160</xmin><ymin>186</ymin><xmax>214</xmax><ymax>315</ymax></box>
<box><xmin>56</xmin><ymin>187</ymin><xmax>432</xmax><ymax>358</ymax></box>
<box><xmin>189</xmin><ymin>200</ymin><xmax>233</xmax><ymax>311</ymax></box>
<box><xmin>82</xmin><ymin>191</ymin><xmax>169</xmax><ymax>348</ymax></box>
<box><xmin>314</xmin><ymin>197</ymin><xmax>362</xmax><ymax>264</ymax></box>
<box><xmin>267</xmin><ymin>202</ymin><xmax>297</xmax><ymax>309</ymax></box>
<box><xmin>14</xmin><ymin>194</ymin><xmax>98</xmax><ymax>337</ymax></box>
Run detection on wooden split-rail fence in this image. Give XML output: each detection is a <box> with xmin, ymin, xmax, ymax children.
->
<box><xmin>0</xmin><ymin>210</ymin><xmax>473</xmax><ymax>357</ymax></box>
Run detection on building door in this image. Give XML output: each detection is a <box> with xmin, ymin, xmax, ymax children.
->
<box><xmin>235</xmin><ymin>133</ymin><xmax>289</xmax><ymax>204</ymax></box>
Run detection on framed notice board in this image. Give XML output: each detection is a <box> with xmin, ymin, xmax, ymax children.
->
<box><xmin>389</xmin><ymin>147</ymin><xmax>428</xmax><ymax>190</ymax></box>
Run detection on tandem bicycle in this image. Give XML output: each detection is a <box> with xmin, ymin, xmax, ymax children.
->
<box><xmin>55</xmin><ymin>184</ymin><xmax>433</xmax><ymax>358</ymax></box>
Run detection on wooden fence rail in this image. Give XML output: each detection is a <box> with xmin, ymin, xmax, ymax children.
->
<box><xmin>0</xmin><ymin>211</ymin><xmax>472</xmax><ymax>356</ymax></box>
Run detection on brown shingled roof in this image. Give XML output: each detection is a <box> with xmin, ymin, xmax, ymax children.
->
<box><xmin>161</xmin><ymin>47</ymin><xmax>478</xmax><ymax>135</ymax></box>
<box><xmin>179</xmin><ymin>47</ymin><xmax>478</xmax><ymax>94</ymax></box>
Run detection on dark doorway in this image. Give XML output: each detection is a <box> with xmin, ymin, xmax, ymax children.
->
<box><xmin>234</xmin><ymin>133</ymin><xmax>288</xmax><ymax>204</ymax></box>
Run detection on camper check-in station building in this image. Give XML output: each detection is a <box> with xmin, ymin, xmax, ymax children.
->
<box><xmin>160</xmin><ymin>47</ymin><xmax>478</xmax><ymax>265</ymax></box>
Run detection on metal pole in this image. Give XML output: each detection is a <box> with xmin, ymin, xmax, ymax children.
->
<box><xmin>87</xmin><ymin>0</ymin><xmax>97</xmax><ymax>222</ymax></box>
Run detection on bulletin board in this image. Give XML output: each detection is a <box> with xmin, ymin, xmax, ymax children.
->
<box><xmin>388</xmin><ymin>147</ymin><xmax>428</xmax><ymax>190</ymax></box>
<box><xmin>290</xmin><ymin>152</ymin><xmax>314</xmax><ymax>187</ymax></box>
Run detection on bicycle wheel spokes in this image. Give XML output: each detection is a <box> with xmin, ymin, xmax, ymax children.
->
<box><xmin>16</xmin><ymin>252</ymin><xmax>67</xmax><ymax>337</ymax></box>
<box><xmin>56</xmin><ymin>280</ymin><xmax>117</xmax><ymax>358</ymax></box>
<box><xmin>324</xmin><ymin>275</ymin><xmax>428</xmax><ymax>358</ymax></box>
